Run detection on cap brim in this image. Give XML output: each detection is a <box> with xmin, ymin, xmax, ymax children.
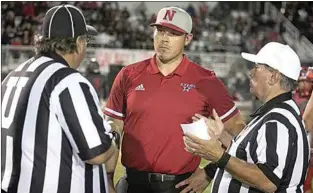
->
<box><xmin>241</xmin><ymin>53</ymin><xmax>265</xmax><ymax>64</ymax></box>
<box><xmin>86</xmin><ymin>25</ymin><xmax>98</xmax><ymax>36</ymax></box>
<box><xmin>150</xmin><ymin>22</ymin><xmax>187</xmax><ymax>34</ymax></box>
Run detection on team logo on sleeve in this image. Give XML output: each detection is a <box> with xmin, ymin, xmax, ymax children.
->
<box><xmin>180</xmin><ymin>83</ymin><xmax>196</xmax><ymax>92</ymax></box>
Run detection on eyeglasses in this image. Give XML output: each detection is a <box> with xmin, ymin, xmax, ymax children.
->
<box><xmin>86</xmin><ymin>35</ymin><xmax>91</xmax><ymax>43</ymax></box>
<box><xmin>80</xmin><ymin>35</ymin><xmax>91</xmax><ymax>43</ymax></box>
<box><xmin>251</xmin><ymin>63</ymin><xmax>278</xmax><ymax>74</ymax></box>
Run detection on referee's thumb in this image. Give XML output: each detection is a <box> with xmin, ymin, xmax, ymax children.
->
<box><xmin>212</xmin><ymin>109</ymin><xmax>221</xmax><ymax>122</ymax></box>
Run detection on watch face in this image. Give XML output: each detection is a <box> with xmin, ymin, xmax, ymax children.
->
<box><xmin>112</xmin><ymin>131</ymin><xmax>121</xmax><ymax>149</ymax></box>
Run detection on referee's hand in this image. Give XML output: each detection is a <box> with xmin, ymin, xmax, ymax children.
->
<box><xmin>192</xmin><ymin>109</ymin><xmax>224</xmax><ymax>140</ymax></box>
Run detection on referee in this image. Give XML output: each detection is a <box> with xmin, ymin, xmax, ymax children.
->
<box><xmin>1</xmin><ymin>4</ymin><xmax>119</xmax><ymax>193</ymax></box>
<box><xmin>184</xmin><ymin>42</ymin><xmax>310</xmax><ymax>192</ymax></box>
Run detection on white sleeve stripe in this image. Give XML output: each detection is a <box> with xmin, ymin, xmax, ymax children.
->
<box><xmin>92</xmin><ymin>166</ymin><xmax>100</xmax><ymax>193</ymax></box>
<box><xmin>53</xmin><ymin>96</ymin><xmax>80</xmax><ymax>154</ymax></box>
<box><xmin>51</xmin><ymin>73</ymin><xmax>103</xmax><ymax>149</ymax></box>
<box><xmin>220</xmin><ymin>105</ymin><xmax>237</xmax><ymax>121</ymax></box>
<box><xmin>104</xmin><ymin>107</ymin><xmax>124</xmax><ymax>117</ymax></box>
<box><xmin>81</xmin><ymin>79</ymin><xmax>112</xmax><ymax>134</ymax></box>
<box><xmin>50</xmin><ymin>73</ymin><xmax>81</xmax><ymax>154</ymax></box>
<box><xmin>66</xmin><ymin>75</ymin><xmax>102</xmax><ymax>149</ymax></box>
<box><xmin>256</xmin><ymin>124</ymin><xmax>267</xmax><ymax>163</ymax></box>
<box><xmin>273</xmin><ymin>122</ymin><xmax>289</xmax><ymax>178</ymax></box>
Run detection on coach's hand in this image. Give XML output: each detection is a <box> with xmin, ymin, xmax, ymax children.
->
<box><xmin>175</xmin><ymin>168</ymin><xmax>209</xmax><ymax>193</ymax></box>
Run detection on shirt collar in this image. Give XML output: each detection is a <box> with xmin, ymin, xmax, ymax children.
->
<box><xmin>250</xmin><ymin>92</ymin><xmax>293</xmax><ymax>118</ymax></box>
<box><xmin>148</xmin><ymin>54</ymin><xmax>190</xmax><ymax>76</ymax></box>
<box><xmin>40</xmin><ymin>52</ymin><xmax>70</xmax><ymax>67</ymax></box>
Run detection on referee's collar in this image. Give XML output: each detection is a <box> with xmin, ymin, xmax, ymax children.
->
<box><xmin>40</xmin><ymin>52</ymin><xmax>70</xmax><ymax>67</ymax></box>
<box><xmin>250</xmin><ymin>92</ymin><xmax>293</xmax><ymax>118</ymax></box>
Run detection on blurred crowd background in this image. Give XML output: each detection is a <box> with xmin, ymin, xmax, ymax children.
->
<box><xmin>2</xmin><ymin>2</ymin><xmax>313</xmax><ymax>50</ymax></box>
<box><xmin>1</xmin><ymin>1</ymin><xmax>313</xmax><ymax>120</ymax></box>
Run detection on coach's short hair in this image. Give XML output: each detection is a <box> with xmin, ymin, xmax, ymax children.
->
<box><xmin>34</xmin><ymin>34</ymin><xmax>78</xmax><ymax>55</ymax></box>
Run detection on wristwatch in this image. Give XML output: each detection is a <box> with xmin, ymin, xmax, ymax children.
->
<box><xmin>111</xmin><ymin>131</ymin><xmax>121</xmax><ymax>149</ymax></box>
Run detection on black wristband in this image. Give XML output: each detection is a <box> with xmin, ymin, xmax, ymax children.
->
<box><xmin>112</xmin><ymin>131</ymin><xmax>121</xmax><ymax>149</ymax></box>
<box><xmin>216</xmin><ymin>151</ymin><xmax>231</xmax><ymax>169</ymax></box>
<box><xmin>204</xmin><ymin>163</ymin><xmax>217</xmax><ymax>179</ymax></box>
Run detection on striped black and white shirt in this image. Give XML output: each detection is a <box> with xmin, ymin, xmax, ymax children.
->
<box><xmin>1</xmin><ymin>52</ymin><xmax>113</xmax><ymax>193</ymax></box>
<box><xmin>212</xmin><ymin>92</ymin><xmax>310</xmax><ymax>193</ymax></box>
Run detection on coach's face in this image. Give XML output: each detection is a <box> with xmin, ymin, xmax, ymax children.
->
<box><xmin>154</xmin><ymin>26</ymin><xmax>192</xmax><ymax>63</ymax></box>
<box><xmin>248</xmin><ymin>63</ymin><xmax>273</xmax><ymax>101</ymax></box>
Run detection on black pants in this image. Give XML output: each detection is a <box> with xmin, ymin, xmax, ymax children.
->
<box><xmin>126</xmin><ymin>168</ymin><xmax>192</xmax><ymax>193</ymax></box>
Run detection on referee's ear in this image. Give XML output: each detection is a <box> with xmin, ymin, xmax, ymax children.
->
<box><xmin>75</xmin><ymin>36</ymin><xmax>86</xmax><ymax>54</ymax></box>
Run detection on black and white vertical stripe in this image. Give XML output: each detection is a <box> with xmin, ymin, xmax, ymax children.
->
<box><xmin>1</xmin><ymin>56</ymin><xmax>112</xmax><ymax>193</ymax></box>
<box><xmin>211</xmin><ymin>99</ymin><xmax>310</xmax><ymax>193</ymax></box>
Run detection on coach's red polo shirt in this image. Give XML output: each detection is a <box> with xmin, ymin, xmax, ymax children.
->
<box><xmin>104</xmin><ymin>55</ymin><xmax>238</xmax><ymax>174</ymax></box>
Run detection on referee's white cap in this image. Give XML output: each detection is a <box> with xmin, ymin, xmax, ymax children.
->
<box><xmin>241</xmin><ymin>42</ymin><xmax>301</xmax><ymax>80</ymax></box>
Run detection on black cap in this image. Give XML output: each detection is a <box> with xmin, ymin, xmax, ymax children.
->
<box><xmin>42</xmin><ymin>4</ymin><xmax>98</xmax><ymax>38</ymax></box>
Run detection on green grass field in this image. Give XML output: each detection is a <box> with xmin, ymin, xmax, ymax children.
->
<box><xmin>113</xmin><ymin>154</ymin><xmax>212</xmax><ymax>193</ymax></box>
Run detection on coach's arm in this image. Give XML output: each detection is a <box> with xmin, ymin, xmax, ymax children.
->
<box><xmin>220</xmin><ymin>111</ymin><xmax>246</xmax><ymax>147</ymax></box>
<box><xmin>303</xmin><ymin>92</ymin><xmax>313</xmax><ymax>131</ymax></box>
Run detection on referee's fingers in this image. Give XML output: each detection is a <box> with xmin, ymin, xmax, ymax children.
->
<box><xmin>194</xmin><ymin>113</ymin><xmax>206</xmax><ymax>119</ymax></box>
<box><xmin>184</xmin><ymin>132</ymin><xmax>203</xmax><ymax>144</ymax></box>
<box><xmin>183</xmin><ymin>136</ymin><xmax>198</xmax><ymax>149</ymax></box>
<box><xmin>208</xmin><ymin>128</ymin><xmax>217</xmax><ymax>140</ymax></box>
<box><xmin>192</xmin><ymin>116</ymin><xmax>200</xmax><ymax>122</ymax></box>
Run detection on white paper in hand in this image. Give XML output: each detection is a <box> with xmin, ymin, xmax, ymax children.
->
<box><xmin>180</xmin><ymin>119</ymin><xmax>211</xmax><ymax>140</ymax></box>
